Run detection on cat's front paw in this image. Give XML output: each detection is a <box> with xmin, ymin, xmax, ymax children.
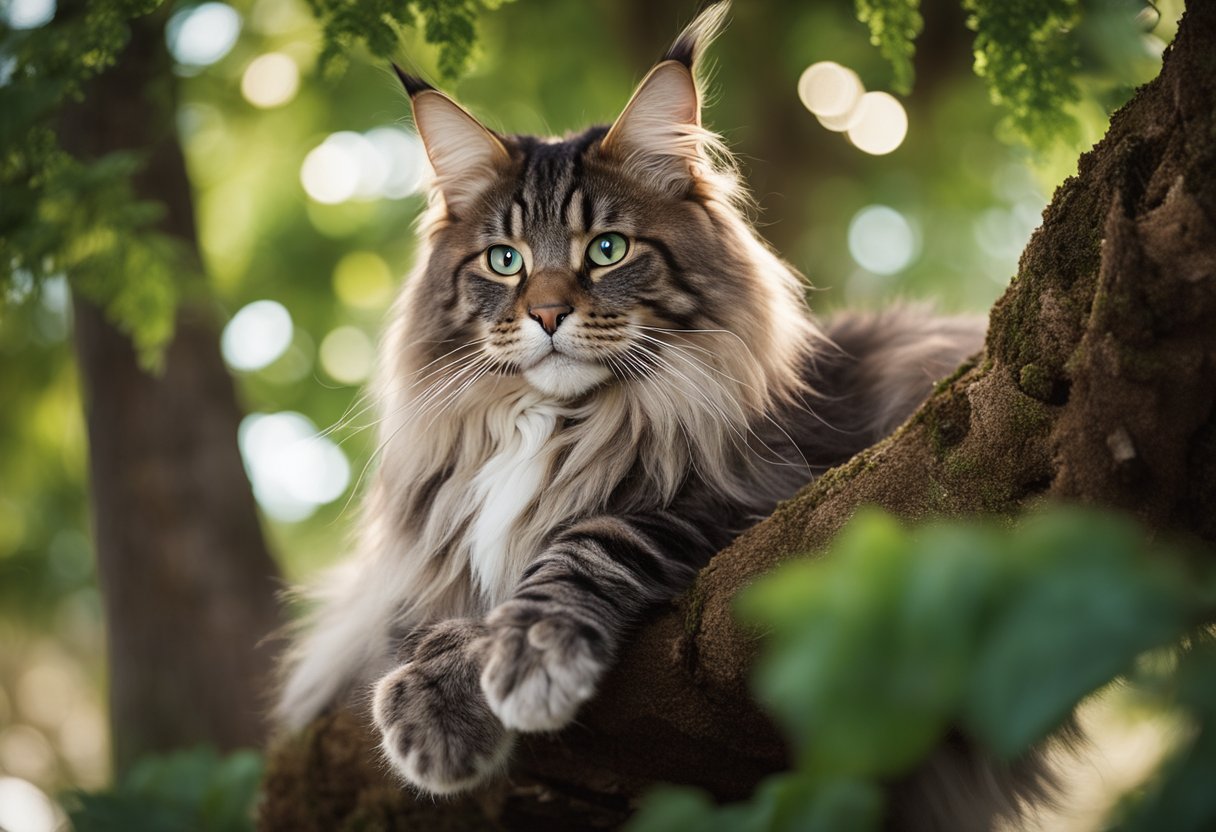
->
<box><xmin>477</xmin><ymin>601</ymin><xmax>610</xmax><ymax>732</ymax></box>
<box><xmin>370</xmin><ymin>619</ymin><xmax>513</xmax><ymax>794</ymax></box>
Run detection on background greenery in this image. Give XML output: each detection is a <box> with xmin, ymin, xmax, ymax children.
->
<box><xmin>630</xmin><ymin>510</ymin><xmax>1216</xmax><ymax>832</ymax></box>
<box><xmin>0</xmin><ymin>0</ymin><xmax>1193</xmax><ymax>828</ymax></box>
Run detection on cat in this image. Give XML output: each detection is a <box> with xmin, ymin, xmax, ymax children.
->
<box><xmin>275</xmin><ymin>1</ymin><xmax>1045</xmax><ymax>826</ymax></box>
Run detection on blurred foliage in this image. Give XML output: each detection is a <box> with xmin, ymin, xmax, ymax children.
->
<box><xmin>309</xmin><ymin>0</ymin><xmax>512</xmax><ymax>78</ymax></box>
<box><xmin>848</xmin><ymin>0</ymin><xmax>1170</xmax><ymax>150</ymax></box>
<box><xmin>854</xmin><ymin>0</ymin><xmax>923</xmax><ymax>94</ymax></box>
<box><xmin>0</xmin><ymin>0</ymin><xmax>507</xmax><ymax>368</ymax></box>
<box><xmin>66</xmin><ymin>747</ymin><xmax>263</xmax><ymax>831</ymax></box>
<box><xmin>1</xmin><ymin>0</ymin><xmax>179</xmax><ymax>367</ymax></box>
<box><xmin>962</xmin><ymin>0</ymin><xmax>1084</xmax><ymax>149</ymax></box>
<box><xmin>629</xmin><ymin>509</ymin><xmax>1216</xmax><ymax>832</ymax></box>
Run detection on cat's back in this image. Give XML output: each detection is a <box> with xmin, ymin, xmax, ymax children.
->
<box><xmin>777</xmin><ymin>306</ymin><xmax>986</xmax><ymax>477</ymax></box>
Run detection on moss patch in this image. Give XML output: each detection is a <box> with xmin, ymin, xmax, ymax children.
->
<box><xmin>1018</xmin><ymin>363</ymin><xmax>1053</xmax><ymax>402</ymax></box>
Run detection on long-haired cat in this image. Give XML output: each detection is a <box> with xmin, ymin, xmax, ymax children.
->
<box><xmin>277</xmin><ymin>3</ymin><xmax>1048</xmax><ymax>827</ymax></box>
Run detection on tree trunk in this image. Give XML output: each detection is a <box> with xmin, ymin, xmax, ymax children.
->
<box><xmin>62</xmin><ymin>11</ymin><xmax>282</xmax><ymax>772</ymax></box>
<box><xmin>260</xmin><ymin>1</ymin><xmax>1216</xmax><ymax>827</ymax></box>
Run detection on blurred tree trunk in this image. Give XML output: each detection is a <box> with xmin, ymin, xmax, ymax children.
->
<box><xmin>260</xmin><ymin>1</ymin><xmax>1216</xmax><ymax>828</ymax></box>
<box><xmin>61</xmin><ymin>10</ymin><xmax>282</xmax><ymax>772</ymax></box>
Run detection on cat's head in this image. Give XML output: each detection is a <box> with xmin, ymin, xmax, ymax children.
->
<box><xmin>393</xmin><ymin>1</ymin><xmax>813</xmax><ymax>404</ymax></box>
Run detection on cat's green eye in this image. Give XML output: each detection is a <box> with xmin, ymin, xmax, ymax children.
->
<box><xmin>586</xmin><ymin>233</ymin><xmax>628</xmax><ymax>267</ymax></box>
<box><xmin>487</xmin><ymin>245</ymin><xmax>523</xmax><ymax>276</ymax></box>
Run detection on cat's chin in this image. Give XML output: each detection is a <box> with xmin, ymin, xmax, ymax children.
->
<box><xmin>523</xmin><ymin>353</ymin><xmax>612</xmax><ymax>400</ymax></box>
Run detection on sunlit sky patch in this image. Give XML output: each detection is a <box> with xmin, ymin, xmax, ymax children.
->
<box><xmin>166</xmin><ymin>2</ymin><xmax>242</xmax><ymax>68</ymax></box>
<box><xmin>221</xmin><ymin>299</ymin><xmax>293</xmax><ymax>372</ymax></box>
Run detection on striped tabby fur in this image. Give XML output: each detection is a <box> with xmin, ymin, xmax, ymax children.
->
<box><xmin>275</xmin><ymin>3</ymin><xmax>1045</xmax><ymax>828</ymax></box>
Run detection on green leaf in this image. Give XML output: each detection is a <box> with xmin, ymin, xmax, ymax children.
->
<box><xmin>964</xmin><ymin>512</ymin><xmax>1189</xmax><ymax>756</ymax></box>
<box><xmin>962</xmin><ymin>0</ymin><xmax>1083</xmax><ymax>149</ymax></box>
<box><xmin>739</xmin><ymin>513</ymin><xmax>983</xmax><ymax>780</ymax></box>
<box><xmin>308</xmin><ymin>0</ymin><xmax>514</xmax><ymax>79</ymax></box>
<box><xmin>854</xmin><ymin>0</ymin><xmax>924</xmax><ymax>94</ymax></box>
<box><xmin>67</xmin><ymin>747</ymin><xmax>264</xmax><ymax>832</ymax></box>
<box><xmin>628</xmin><ymin>775</ymin><xmax>883</xmax><ymax>832</ymax></box>
<box><xmin>1113</xmin><ymin>642</ymin><xmax>1216</xmax><ymax>832</ymax></box>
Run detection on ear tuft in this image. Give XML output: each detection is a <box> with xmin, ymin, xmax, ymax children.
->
<box><xmin>600</xmin><ymin>0</ymin><xmax>731</xmax><ymax>194</ymax></box>
<box><xmin>391</xmin><ymin>63</ymin><xmax>436</xmax><ymax>97</ymax></box>
<box><xmin>660</xmin><ymin>0</ymin><xmax>730</xmax><ymax>72</ymax></box>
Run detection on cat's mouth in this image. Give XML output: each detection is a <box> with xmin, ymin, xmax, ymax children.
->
<box><xmin>527</xmin><ymin>343</ymin><xmax>585</xmax><ymax>368</ymax></box>
<box><xmin>521</xmin><ymin>349</ymin><xmax>613</xmax><ymax>399</ymax></box>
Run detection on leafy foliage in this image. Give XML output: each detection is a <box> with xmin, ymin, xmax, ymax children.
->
<box><xmin>1</xmin><ymin>0</ymin><xmax>180</xmax><ymax>367</ymax></box>
<box><xmin>66</xmin><ymin>747</ymin><xmax>264</xmax><ymax>832</ymax></box>
<box><xmin>849</xmin><ymin>0</ymin><xmax>1162</xmax><ymax>150</ymax></box>
<box><xmin>1115</xmin><ymin>642</ymin><xmax>1216</xmax><ymax>832</ymax></box>
<box><xmin>962</xmin><ymin>0</ymin><xmax>1083</xmax><ymax>149</ymax></box>
<box><xmin>305</xmin><ymin>0</ymin><xmax>512</xmax><ymax>78</ymax></box>
<box><xmin>629</xmin><ymin>509</ymin><xmax>1216</xmax><ymax>831</ymax></box>
<box><xmin>854</xmin><ymin>0</ymin><xmax>923</xmax><ymax>94</ymax></box>
<box><xmin>0</xmin><ymin>0</ymin><xmax>509</xmax><ymax>369</ymax></box>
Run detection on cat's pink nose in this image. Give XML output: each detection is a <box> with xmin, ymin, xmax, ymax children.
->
<box><xmin>528</xmin><ymin>303</ymin><xmax>573</xmax><ymax>336</ymax></box>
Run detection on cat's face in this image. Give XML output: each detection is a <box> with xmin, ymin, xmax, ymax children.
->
<box><xmin>416</xmin><ymin>125</ymin><xmax>752</xmax><ymax>399</ymax></box>
<box><xmin>397</xmin><ymin>2</ymin><xmax>772</xmax><ymax>401</ymax></box>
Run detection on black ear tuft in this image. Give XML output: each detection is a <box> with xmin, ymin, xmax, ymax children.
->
<box><xmin>391</xmin><ymin>63</ymin><xmax>436</xmax><ymax>97</ymax></box>
<box><xmin>660</xmin><ymin>0</ymin><xmax>729</xmax><ymax>69</ymax></box>
<box><xmin>662</xmin><ymin>31</ymin><xmax>697</xmax><ymax>69</ymax></box>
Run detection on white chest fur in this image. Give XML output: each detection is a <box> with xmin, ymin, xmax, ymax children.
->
<box><xmin>465</xmin><ymin>399</ymin><xmax>561</xmax><ymax>604</ymax></box>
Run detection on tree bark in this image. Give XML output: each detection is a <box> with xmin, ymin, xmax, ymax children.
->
<box><xmin>260</xmin><ymin>1</ymin><xmax>1216</xmax><ymax>827</ymax></box>
<box><xmin>62</xmin><ymin>11</ymin><xmax>282</xmax><ymax>772</ymax></box>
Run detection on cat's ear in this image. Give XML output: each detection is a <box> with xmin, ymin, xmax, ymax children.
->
<box><xmin>600</xmin><ymin>1</ymin><xmax>728</xmax><ymax>194</ymax></box>
<box><xmin>393</xmin><ymin>65</ymin><xmax>509</xmax><ymax>215</ymax></box>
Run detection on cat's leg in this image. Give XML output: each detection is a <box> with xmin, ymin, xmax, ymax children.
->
<box><xmin>370</xmin><ymin>618</ymin><xmax>514</xmax><ymax>794</ymax></box>
<box><xmin>478</xmin><ymin>513</ymin><xmax>707</xmax><ymax>732</ymax></box>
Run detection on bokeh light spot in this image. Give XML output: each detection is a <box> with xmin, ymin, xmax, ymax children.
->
<box><xmin>301</xmin><ymin>129</ymin><xmax>427</xmax><ymax>204</ymax></box>
<box><xmin>846</xmin><ymin>92</ymin><xmax>909</xmax><ymax>155</ymax></box>
<box><xmin>241</xmin><ymin>53</ymin><xmax>299</xmax><ymax>109</ymax></box>
<box><xmin>320</xmin><ymin>326</ymin><xmax>375</xmax><ymax>385</ymax></box>
<box><xmin>300</xmin><ymin>138</ymin><xmax>359</xmax><ymax>205</ymax></box>
<box><xmin>221</xmin><ymin>300</ymin><xmax>294</xmax><ymax>372</ymax></box>
<box><xmin>798</xmin><ymin>61</ymin><xmax>863</xmax><ymax>119</ymax></box>
<box><xmin>0</xmin><ymin>777</ymin><xmax>60</xmax><ymax>832</ymax></box>
<box><xmin>848</xmin><ymin>205</ymin><xmax>918</xmax><ymax>275</ymax></box>
<box><xmin>3</xmin><ymin>0</ymin><xmax>55</xmax><ymax>29</ymax></box>
<box><xmin>281</xmin><ymin>437</ymin><xmax>351</xmax><ymax>504</ymax></box>
<box><xmin>166</xmin><ymin>2</ymin><xmax>241</xmax><ymax>68</ymax></box>
<box><xmin>0</xmin><ymin>726</ymin><xmax>55</xmax><ymax>783</ymax></box>
<box><xmin>238</xmin><ymin>412</ymin><xmax>351</xmax><ymax>522</ymax></box>
<box><xmin>333</xmin><ymin>251</ymin><xmax>394</xmax><ymax>309</ymax></box>
<box><xmin>249</xmin><ymin>0</ymin><xmax>309</xmax><ymax>34</ymax></box>
<box><xmin>365</xmin><ymin>127</ymin><xmax>427</xmax><ymax>199</ymax></box>
<box><xmin>17</xmin><ymin>660</ymin><xmax>78</xmax><ymax>727</ymax></box>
